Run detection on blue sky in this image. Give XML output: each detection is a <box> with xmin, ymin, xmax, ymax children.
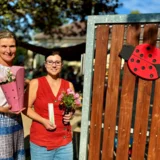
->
<box><xmin>116</xmin><ymin>0</ymin><xmax>160</xmax><ymax>14</ymax></box>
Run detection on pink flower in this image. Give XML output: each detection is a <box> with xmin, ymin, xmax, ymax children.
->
<box><xmin>58</xmin><ymin>94</ymin><xmax>64</xmax><ymax>101</ymax></box>
<box><xmin>66</xmin><ymin>88</ymin><xmax>72</xmax><ymax>92</ymax></box>
<box><xmin>2</xmin><ymin>76</ymin><xmax>8</xmax><ymax>82</ymax></box>
<box><xmin>67</xmin><ymin>88</ymin><xmax>74</xmax><ymax>95</ymax></box>
<box><xmin>0</xmin><ymin>75</ymin><xmax>3</xmax><ymax>81</ymax></box>
<box><xmin>58</xmin><ymin>89</ymin><xmax>82</xmax><ymax>111</ymax></box>
<box><xmin>74</xmin><ymin>93</ymin><xmax>80</xmax><ymax>99</ymax></box>
<box><xmin>0</xmin><ymin>77</ymin><xmax>3</xmax><ymax>81</ymax></box>
<box><xmin>11</xmin><ymin>75</ymin><xmax>16</xmax><ymax>80</ymax></box>
<box><xmin>75</xmin><ymin>99</ymin><xmax>81</xmax><ymax>106</ymax></box>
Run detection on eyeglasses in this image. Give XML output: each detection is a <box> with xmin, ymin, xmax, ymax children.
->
<box><xmin>45</xmin><ymin>60</ymin><xmax>62</xmax><ymax>66</ymax></box>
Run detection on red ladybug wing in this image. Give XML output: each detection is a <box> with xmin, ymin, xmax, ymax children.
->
<box><xmin>128</xmin><ymin>55</ymin><xmax>158</xmax><ymax>80</ymax></box>
<box><xmin>132</xmin><ymin>43</ymin><xmax>160</xmax><ymax>64</ymax></box>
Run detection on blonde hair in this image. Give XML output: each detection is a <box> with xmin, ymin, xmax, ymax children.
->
<box><xmin>0</xmin><ymin>30</ymin><xmax>16</xmax><ymax>43</ymax></box>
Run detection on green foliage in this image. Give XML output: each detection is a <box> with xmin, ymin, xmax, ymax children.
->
<box><xmin>0</xmin><ymin>0</ymin><xmax>122</xmax><ymax>40</ymax></box>
<box><xmin>62</xmin><ymin>93</ymin><xmax>75</xmax><ymax>108</ymax></box>
<box><xmin>13</xmin><ymin>47</ymin><xmax>27</xmax><ymax>65</ymax></box>
<box><xmin>130</xmin><ymin>10</ymin><xmax>140</xmax><ymax>14</ymax></box>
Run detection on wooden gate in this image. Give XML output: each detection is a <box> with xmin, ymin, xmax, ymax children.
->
<box><xmin>79</xmin><ymin>14</ymin><xmax>160</xmax><ymax>160</ymax></box>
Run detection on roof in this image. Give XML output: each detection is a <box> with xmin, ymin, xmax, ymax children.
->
<box><xmin>34</xmin><ymin>21</ymin><xmax>87</xmax><ymax>40</ymax></box>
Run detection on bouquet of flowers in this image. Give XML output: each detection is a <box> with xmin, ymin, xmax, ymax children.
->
<box><xmin>0</xmin><ymin>66</ymin><xmax>24</xmax><ymax>112</ymax></box>
<box><xmin>0</xmin><ymin>68</ymin><xmax>16</xmax><ymax>84</ymax></box>
<box><xmin>58</xmin><ymin>88</ymin><xmax>82</xmax><ymax>113</ymax></box>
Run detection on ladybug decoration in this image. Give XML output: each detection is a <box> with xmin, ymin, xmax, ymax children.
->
<box><xmin>119</xmin><ymin>43</ymin><xmax>160</xmax><ymax>80</ymax></box>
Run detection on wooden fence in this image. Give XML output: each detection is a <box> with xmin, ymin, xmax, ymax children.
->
<box><xmin>79</xmin><ymin>14</ymin><xmax>160</xmax><ymax>160</ymax></box>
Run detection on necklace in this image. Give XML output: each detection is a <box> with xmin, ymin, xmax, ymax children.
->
<box><xmin>54</xmin><ymin>99</ymin><xmax>58</xmax><ymax>103</ymax></box>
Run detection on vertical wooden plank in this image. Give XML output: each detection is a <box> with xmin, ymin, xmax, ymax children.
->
<box><xmin>116</xmin><ymin>24</ymin><xmax>141</xmax><ymax>160</ymax></box>
<box><xmin>148</xmin><ymin>80</ymin><xmax>160</xmax><ymax>159</ymax></box>
<box><xmin>131</xmin><ymin>79</ymin><xmax>152</xmax><ymax>160</ymax></box>
<box><xmin>132</xmin><ymin>24</ymin><xmax>158</xmax><ymax>160</ymax></box>
<box><xmin>88</xmin><ymin>25</ymin><xmax>109</xmax><ymax>160</ymax></box>
<box><xmin>101</xmin><ymin>25</ymin><xmax>125</xmax><ymax>160</ymax></box>
<box><xmin>148</xmin><ymin>26</ymin><xmax>160</xmax><ymax>160</ymax></box>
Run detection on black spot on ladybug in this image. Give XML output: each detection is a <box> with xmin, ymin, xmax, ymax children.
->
<box><xmin>152</xmin><ymin>59</ymin><xmax>156</xmax><ymax>63</ymax></box>
<box><xmin>149</xmin><ymin>66</ymin><xmax>152</xmax><ymax>69</ymax></box>
<box><xmin>136</xmin><ymin>59</ymin><xmax>140</xmax><ymax>63</ymax></box>
<box><xmin>146</xmin><ymin>46</ymin><xmax>151</xmax><ymax>50</ymax></box>
<box><xmin>150</xmin><ymin>74</ymin><xmax>153</xmax><ymax>78</ymax></box>
<box><xmin>130</xmin><ymin>58</ymin><xmax>134</xmax><ymax>62</ymax></box>
<box><xmin>148</xmin><ymin>54</ymin><xmax>152</xmax><ymax>58</ymax></box>
<box><xmin>141</xmin><ymin>66</ymin><xmax>145</xmax><ymax>70</ymax></box>
<box><xmin>140</xmin><ymin>54</ymin><xmax>143</xmax><ymax>57</ymax></box>
<box><xmin>135</xmin><ymin>49</ymin><xmax>139</xmax><ymax>53</ymax></box>
<box><xmin>134</xmin><ymin>68</ymin><xmax>137</xmax><ymax>72</ymax></box>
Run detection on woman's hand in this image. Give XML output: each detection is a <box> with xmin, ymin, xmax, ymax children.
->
<box><xmin>0</xmin><ymin>105</ymin><xmax>12</xmax><ymax>113</ymax></box>
<box><xmin>63</xmin><ymin>112</ymin><xmax>74</xmax><ymax>124</ymax></box>
<box><xmin>0</xmin><ymin>105</ymin><xmax>26</xmax><ymax>115</ymax></box>
<box><xmin>11</xmin><ymin>108</ymin><xmax>26</xmax><ymax>114</ymax></box>
<box><xmin>41</xmin><ymin>118</ymin><xmax>56</xmax><ymax>130</ymax></box>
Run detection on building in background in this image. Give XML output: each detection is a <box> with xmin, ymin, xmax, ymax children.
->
<box><xmin>25</xmin><ymin>21</ymin><xmax>86</xmax><ymax>92</ymax></box>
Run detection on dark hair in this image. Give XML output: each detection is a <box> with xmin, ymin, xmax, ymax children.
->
<box><xmin>45</xmin><ymin>51</ymin><xmax>63</xmax><ymax>61</ymax></box>
<box><xmin>52</xmin><ymin>51</ymin><xmax>60</xmax><ymax>56</ymax></box>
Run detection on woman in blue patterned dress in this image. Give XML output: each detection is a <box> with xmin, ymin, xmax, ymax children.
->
<box><xmin>0</xmin><ymin>30</ymin><xmax>25</xmax><ymax>160</ymax></box>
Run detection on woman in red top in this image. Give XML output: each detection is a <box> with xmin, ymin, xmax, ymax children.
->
<box><xmin>25</xmin><ymin>53</ymin><xmax>74</xmax><ymax>160</ymax></box>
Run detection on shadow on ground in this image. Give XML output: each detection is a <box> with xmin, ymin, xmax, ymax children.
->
<box><xmin>24</xmin><ymin>135</ymin><xmax>31</xmax><ymax>160</ymax></box>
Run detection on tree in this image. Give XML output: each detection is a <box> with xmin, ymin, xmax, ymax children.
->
<box><xmin>130</xmin><ymin>10</ymin><xmax>140</xmax><ymax>14</ymax></box>
<box><xmin>0</xmin><ymin>0</ymin><xmax>122</xmax><ymax>60</ymax></box>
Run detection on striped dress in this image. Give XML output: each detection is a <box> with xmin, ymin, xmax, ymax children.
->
<box><xmin>0</xmin><ymin>65</ymin><xmax>25</xmax><ymax>160</ymax></box>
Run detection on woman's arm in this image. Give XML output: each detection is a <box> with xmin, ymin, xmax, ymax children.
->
<box><xmin>24</xmin><ymin>79</ymin><xmax>56</xmax><ymax>130</ymax></box>
<box><xmin>0</xmin><ymin>106</ymin><xmax>11</xmax><ymax>113</ymax></box>
<box><xmin>69</xmin><ymin>82</ymin><xmax>75</xmax><ymax>91</ymax></box>
<box><xmin>0</xmin><ymin>105</ymin><xmax>24</xmax><ymax>114</ymax></box>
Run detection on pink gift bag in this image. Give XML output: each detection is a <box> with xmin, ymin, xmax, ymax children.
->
<box><xmin>1</xmin><ymin>66</ymin><xmax>24</xmax><ymax>112</ymax></box>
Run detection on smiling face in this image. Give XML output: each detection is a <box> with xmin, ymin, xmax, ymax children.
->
<box><xmin>0</xmin><ymin>38</ymin><xmax>16</xmax><ymax>66</ymax></box>
<box><xmin>45</xmin><ymin>54</ymin><xmax>63</xmax><ymax>77</ymax></box>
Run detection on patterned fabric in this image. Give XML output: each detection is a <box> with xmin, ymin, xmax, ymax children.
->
<box><xmin>0</xmin><ymin>65</ymin><xmax>25</xmax><ymax>160</ymax></box>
